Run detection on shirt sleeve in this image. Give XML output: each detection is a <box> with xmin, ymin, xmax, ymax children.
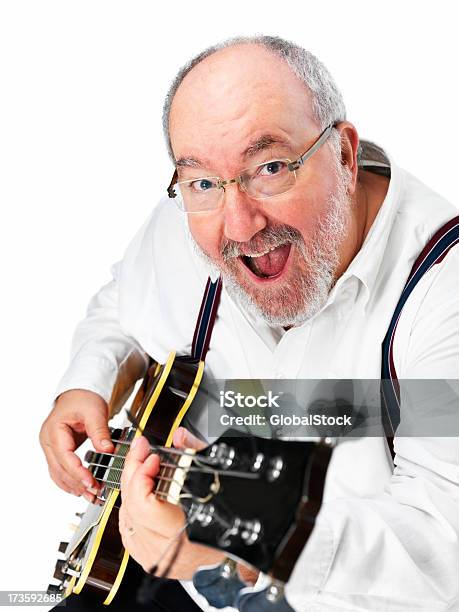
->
<box><xmin>286</xmin><ymin>248</ymin><xmax>459</xmax><ymax>611</ymax></box>
<box><xmin>54</xmin><ymin>260</ymin><xmax>148</xmax><ymax>404</ymax></box>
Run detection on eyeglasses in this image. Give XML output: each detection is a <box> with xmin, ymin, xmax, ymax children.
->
<box><xmin>167</xmin><ymin>122</ymin><xmax>335</xmax><ymax>214</ymax></box>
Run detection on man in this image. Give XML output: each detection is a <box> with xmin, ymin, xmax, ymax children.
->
<box><xmin>40</xmin><ymin>35</ymin><xmax>459</xmax><ymax>610</ymax></box>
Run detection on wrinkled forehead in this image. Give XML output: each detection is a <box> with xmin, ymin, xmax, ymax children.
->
<box><xmin>169</xmin><ymin>45</ymin><xmax>318</xmax><ymax>169</ymax></box>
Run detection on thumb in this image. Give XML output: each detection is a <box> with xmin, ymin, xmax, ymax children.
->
<box><xmin>173</xmin><ymin>427</ymin><xmax>207</xmax><ymax>451</ymax></box>
<box><xmin>85</xmin><ymin>404</ymin><xmax>113</xmax><ymax>453</ymax></box>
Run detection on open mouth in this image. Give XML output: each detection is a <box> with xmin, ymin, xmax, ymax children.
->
<box><xmin>240</xmin><ymin>243</ymin><xmax>292</xmax><ymax>279</ymax></box>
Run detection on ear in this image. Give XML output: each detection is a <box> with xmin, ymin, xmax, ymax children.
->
<box><xmin>334</xmin><ymin>121</ymin><xmax>360</xmax><ymax>195</ymax></box>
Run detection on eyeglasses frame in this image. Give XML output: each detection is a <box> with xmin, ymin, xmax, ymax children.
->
<box><xmin>167</xmin><ymin>122</ymin><xmax>336</xmax><ymax>210</ymax></box>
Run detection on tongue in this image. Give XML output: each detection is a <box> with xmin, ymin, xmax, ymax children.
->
<box><xmin>251</xmin><ymin>244</ymin><xmax>291</xmax><ymax>277</ymax></box>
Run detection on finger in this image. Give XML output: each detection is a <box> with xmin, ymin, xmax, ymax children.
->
<box><xmin>45</xmin><ymin>450</ymin><xmax>84</xmax><ymax>496</ymax></box>
<box><xmin>121</xmin><ymin>436</ymin><xmax>153</xmax><ymax>490</ymax></box>
<box><xmin>126</xmin><ymin>453</ymin><xmax>160</xmax><ymax>503</ymax></box>
<box><xmin>51</xmin><ymin>423</ymin><xmax>98</xmax><ymax>489</ymax></box>
<box><xmin>172</xmin><ymin>427</ymin><xmax>207</xmax><ymax>451</ymax></box>
<box><xmin>84</xmin><ymin>411</ymin><xmax>114</xmax><ymax>454</ymax></box>
<box><xmin>42</xmin><ymin>438</ymin><xmax>82</xmax><ymax>494</ymax></box>
<box><xmin>61</xmin><ymin>450</ymin><xmax>100</xmax><ymax>493</ymax></box>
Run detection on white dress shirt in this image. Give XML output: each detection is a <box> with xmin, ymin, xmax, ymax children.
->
<box><xmin>55</xmin><ymin>142</ymin><xmax>459</xmax><ymax>611</ymax></box>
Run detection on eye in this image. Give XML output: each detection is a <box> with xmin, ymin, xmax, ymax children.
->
<box><xmin>190</xmin><ymin>178</ymin><xmax>217</xmax><ymax>192</ymax></box>
<box><xmin>258</xmin><ymin>160</ymin><xmax>288</xmax><ymax>176</ymax></box>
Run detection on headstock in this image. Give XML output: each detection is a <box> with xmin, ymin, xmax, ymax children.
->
<box><xmin>161</xmin><ymin>430</ymin><xmax>333</xmax><ymax>581</ymax></box>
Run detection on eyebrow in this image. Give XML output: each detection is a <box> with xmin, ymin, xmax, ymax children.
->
<box><xmin>175</xmin><ymin>134</ymin><xmax>293</xmax><ymax>170</ymax></box>
<box><xmin>175</xmin><ymin>156</ymin><xmax>207</xmax><ymax>169</ymax></box>
<box><xmin>242</xmin><ymin>133</ymin><xmax>293</xmax><ymax>159</ymax></box>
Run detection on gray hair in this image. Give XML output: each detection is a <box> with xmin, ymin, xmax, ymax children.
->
<box><xmin>162</xmin><ymin>34</ymin><xmax>347</xmax><ymax>161</ymax></box>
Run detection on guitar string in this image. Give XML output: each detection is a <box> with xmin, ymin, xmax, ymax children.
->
<box><xmin>90</xmin><ymin>439</ymin><xmax>255</xmax><ymax>537</ymax></box>
<box><xmin>88</xmin><ymin>425</ymin><xmax>260</xmax><ymax>503</ymax></box>
<box><xmin>89</xmin><ymin>450</ymin><xmax>254</xmax><ymax>576</ymax></box>
<box><xmin>95</xmin><ymin>440</ymin><xmax>129</xmax><ymax>489</ymax></box>
<box><xmin>91</xmin><ymin>478</ymin><xmax>196</xmax><ymax>506</ymax></box>
<box><xmin>123</xmin><ymin>370</ymin><xmax>263</xmax><ymax>483</ymax></box>
<box><xmin>90</xmin><ymin>450</ymin><xmax>214</xmax><ymax>499</ymax></box>
<box><xmin>91</xmin><ymin>475</ymin><xmax>193</xmax><ymax>501</ymax></box>
<box><xmin>90</xmin><ymin>455</ymin><xmax>258</xmax><ymax>537</ymax></box>
<box><xmin>98</xmin><ymin>451</ymin><xmax>207</xmax><ymax>507</ymax></box>
<box><xmin>91</xmin><ymin>475</ymin><xmax>178</xmax><ymax>498</ymax></box>
<box><xmin>94</xmin><ymin>410</ymin><xmax>183</xmax><ymax>493</ymax></box>
<box><xmin>91</xmin><ymin>473</ymin><xmax>235</xmax><ymax>532</ymax></box>
<box><xmin>92</xmin><ymin>427</ymin><xmax>245</xmax><ymax>516</ymax></box>
<box><xmin>90</xmin><ymin>440</ymin><xmax>216</xmax><ymax>501</ymax></box>
<box><xmin>86</xmin><ymin>456</ymin><xmax>259</xmax><ymax>480</ymax></box>
<box><xmin>90</xmin><ymin>454</ymin><xmax>194</xmax><ymax>503</ymax></box>
<box><xmin>102</xmin><ymin>441</ymin><xmax>263</xmax><ymax>481</ymax></box>
<box><xmin>90</xmin><ymin>444</ymin><xmax>185</xmax><ymax>495</ymax></box>
<box><xmin>88</xmin><ymin>435</ymin><xmax>183</xmax><ymax>490</ymax></box>
<box><xmin>108</xmin><ymin>409</ymin><xmax>258</xmax><ymax>528</ymax></box>
<box><xmin>110</xmin><ymin>438</ymin><xmax>218</xmax><ymax>463</ymax></box>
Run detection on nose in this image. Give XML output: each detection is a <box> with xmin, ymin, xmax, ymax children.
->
<box><xmin>221</xmin><ymin>184</ymin><xmax>267</xmax><ymax>243</ymax></box>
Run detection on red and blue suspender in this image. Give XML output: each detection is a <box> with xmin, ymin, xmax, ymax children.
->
<box><xmin>191</xmin><ymin>276</ymin><xmax>223</xmax><ymax>361</ymax></box>
<box><xmin>381</xmin><ymin>216</ymin><xmax>459</xmax><ymax>436</ymax></box>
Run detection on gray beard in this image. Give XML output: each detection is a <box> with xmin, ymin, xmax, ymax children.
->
<box><xmin>186</xmin><ymin>165</ymin><xmax>351</xmax><ymax>328</ymax></box>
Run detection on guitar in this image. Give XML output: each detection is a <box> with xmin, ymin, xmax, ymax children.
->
<box><xmin>48</xmin><ymin>350</ymin><xmax>206</xmax><ymax>604</ymax></box>
<box><xmin>48</xmin><ymin>351</ymin><xmax>333</xmax><ymax>604</ymax></box>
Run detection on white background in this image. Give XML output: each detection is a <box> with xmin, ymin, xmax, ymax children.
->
<box><xmin>1</xmin><ymin>1</ymin><xmax>458</xmax><ymax>609</ymax></box>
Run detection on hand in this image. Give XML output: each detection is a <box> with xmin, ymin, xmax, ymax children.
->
<box><xmin>39</xmin><ymin>389</ymin><xmax>114</xmax><ymax>501</ymax></box>
<box><xmin>119</xmin><ymin>427</ymin><xmax>224</xmax><ymax>577</ymax></box>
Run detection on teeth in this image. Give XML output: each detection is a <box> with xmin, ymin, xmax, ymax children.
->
<box><xmin>245</xmin><ymin>246</ymin><xmax>279</xmax><ymax>258</ymax></box>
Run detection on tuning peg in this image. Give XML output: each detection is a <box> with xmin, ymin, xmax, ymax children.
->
<box><xmin>53</xmin><ymin>559</ymin><xmax>67</xmax><ymax>581</ymax></box>
<box><xmin>75</xmin><ymin>512</ymin><xmax>84</xmax><ymax>519</ymax></box>
<box><xmin>47</xmin><ymin>584</ymin><xmax>63</xmax><ymax>594</ymax></box>
<box><xmin>58</xmin><ymin>541</ymin><xmax>68</xmax><ymax>554</ymax></box>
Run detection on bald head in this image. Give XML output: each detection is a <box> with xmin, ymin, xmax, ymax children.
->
<box><xmin>162</xmin><ymin>35</ymin><xmax>346</xmax><ymax>162</ymax></box>
<box><xmin>169</xmin><ymin>44</ymin><xmax>318</xmax><ymax>172</ymax></box>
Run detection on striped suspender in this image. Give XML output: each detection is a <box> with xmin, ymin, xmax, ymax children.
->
<box><xmin>381</xmin><ymin>216</ymin><xmax>459</xmax><ymax>437</ymax></box>
<box><xmin>191</xmin><ymin>276</ymin><xmax>223</xmax><ymax>361</ymax></box>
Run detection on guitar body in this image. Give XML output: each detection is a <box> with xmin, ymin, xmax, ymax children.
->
<box><xmin>50</xmin><ymin>351</ymin><xmax>205</xmax><ymax>605</ymax></box>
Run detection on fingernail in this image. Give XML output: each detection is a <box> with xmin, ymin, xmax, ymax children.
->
<box><xmin>82</xmin><ymin>479</ymin><xmax>92</xmax><ymax>488</ymax></box>
<box><xmin>83</xmin><ymin>492</ymin><xmax>94</xmax><ymax>503</ymax></box>
<box><xmin>131</xmin><ymin>438</ymin><xmax>139</xmax><ymax>450</ymax></box>
<box><xmin>101</xmin><ymin>439</ymin><xmax>111</xmax><ymax>448</ymax></box>
<box><xmin>87</xmin><ymin>486</ymin><xmax>98</xmax><ymax>495</ymax></box>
